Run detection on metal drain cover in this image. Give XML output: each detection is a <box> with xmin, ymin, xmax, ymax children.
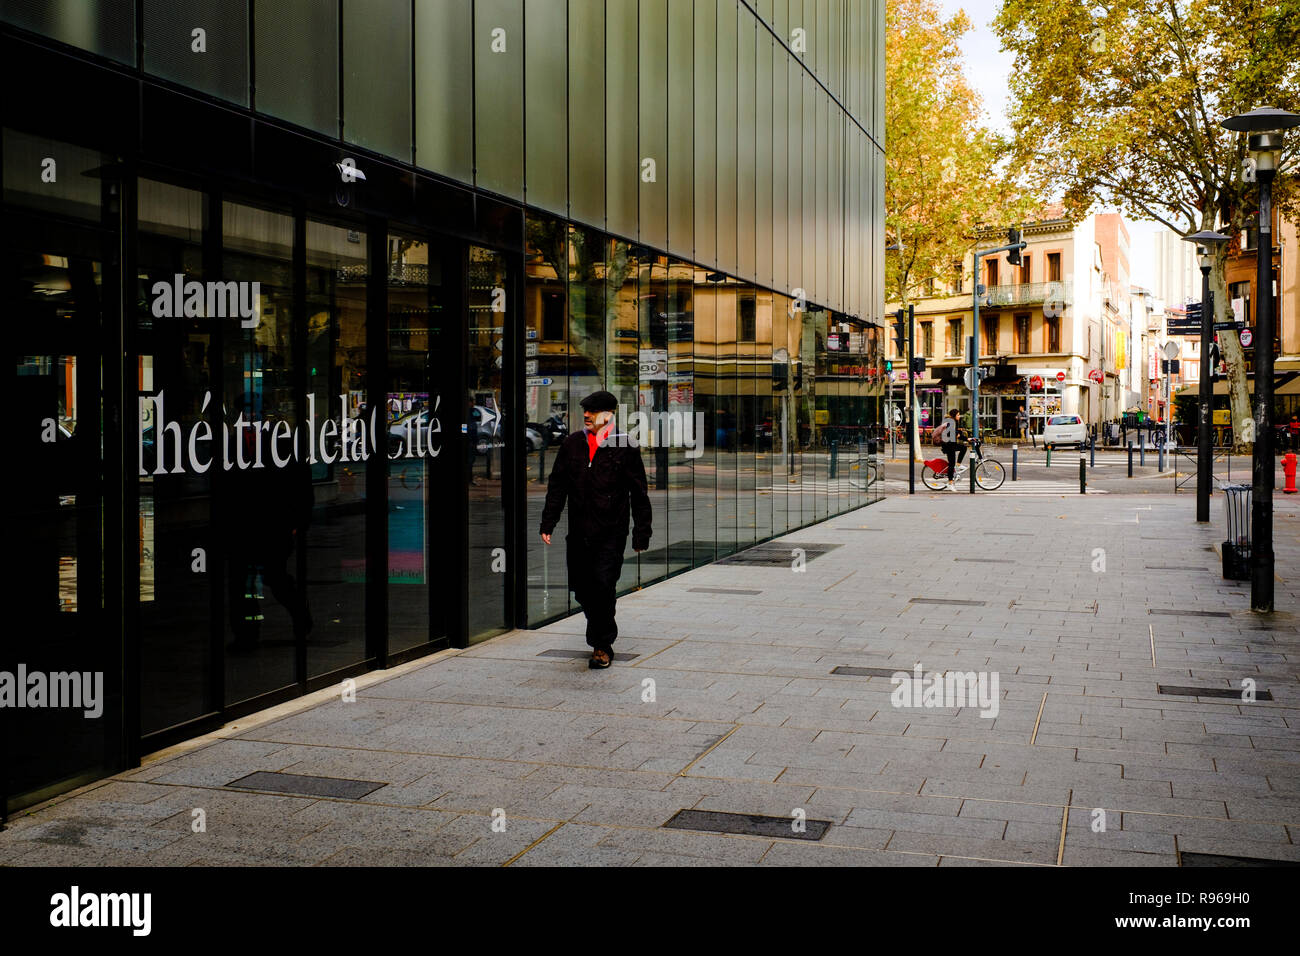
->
<box><xmin>1158</xmin><ymin>684</ymin><xmax>1273</xmax><ymax>701</ymax></box>
<box><xmin>663</xmin><ymin>809</ymin><xmax>831</xmax><ymax>841</ymax></box>
<box><xmin>537</xmin><ymin>649</ymin><xmax>639</xmax><ymax>662</ymax></box>
<box><xmin>225</xmin><ymin>771</ymin><xmax>385</xmax><ymax>800</ymax></box>
<box><xmin>716</xmin><ymin>542</ymin><xmax>842</xmax><ymax>567</ymax></box>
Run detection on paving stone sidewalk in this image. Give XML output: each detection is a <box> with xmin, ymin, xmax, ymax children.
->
<box><xmin>3</xmin><ymin>492</ymin><xmax>1298</xmax><ymax>867</ymax></box>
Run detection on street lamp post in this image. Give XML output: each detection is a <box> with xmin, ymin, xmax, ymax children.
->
<box><xmin>1183</xmin><ymin>230</ymin><xmax>1229</xmax><ymax>524</ymax></box>
<box><xmin>1221</xmin><ymin>106</ymin><xmax>1300</xmax><ymax>612</ymax></box>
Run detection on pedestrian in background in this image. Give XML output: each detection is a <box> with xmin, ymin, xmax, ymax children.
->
<box><xmin>539</xmin><ymin>390</ymin><xmax>652</xmax><ymax>669</ymax></box>
<box><xmin>1016</xmin><ymin>405</ymin><xmax>1029</xmax><ymax>442</ymax></box>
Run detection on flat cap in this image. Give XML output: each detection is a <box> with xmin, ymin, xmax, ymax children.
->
<box><xmin>579</xmin><ymin>390</ymin><xmax>618</xmax><ymax>412</ymax></box>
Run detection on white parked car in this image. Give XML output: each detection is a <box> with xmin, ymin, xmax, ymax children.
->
<box><xmin>1042</xmin><ymin>414</ymin><xmax>1086</xmax><ymax>449</ymax></box>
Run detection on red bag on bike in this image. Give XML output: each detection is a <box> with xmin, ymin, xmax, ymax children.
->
<box><xmin>925</xmin><ymin>457</ymin><xmax>949</xmax><ymax>476</ymax></box>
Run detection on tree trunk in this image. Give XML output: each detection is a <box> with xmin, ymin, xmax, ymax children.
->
<box><xmin>1211</xmin><ymin>246</ymin><xmax>1252</xmax><ymax>454</ymax></box>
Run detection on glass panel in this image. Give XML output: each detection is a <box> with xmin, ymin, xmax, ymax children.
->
<box><xmin>525</xmin><ymin>0</ymin><xmax>567</xmax><ymax>215</ymax></box>
<box><xmin>756</xmin><ymin>32</ymin><xmax>773</xmax><ymax>288</ymax></box>
<box><xmin>606</xmin><ymin>238</ymin><xmax>639</xmax><ymax>592</ymax></box>
<box><xmin>255</xmin><ymin>0</ymin><xmax>338</xmax><ymax>135</ymax></box>
<box><xmin>415</xmin><ymin>0</ymin><xmax>473</xmax><ymax>183</ymax></box>
<box><xmin>302</xmin><ymin>219</ymin><xmax>369</xmax><ymax>678</ymax></box>
<box><xmin>802</xmin><ymin>73</ymin><xmax>816</xmax><ymax>303</ymax></box>
<box><xmin>11</xmin><ymin>250</ymin><xmax>115</xmax><ymax>797</ymax></box>
<box><xmin>1</xmin><ymin>0</ymin><xmax>134</xmax><ymax>63</ymax></box>
<box><xmin>773</xmin><ymin>49</ymin><xmax>788</xmax><ymax>296</ymax></box>
<box><xmin>137</xmin><ymin>179</ymin><xmax>212</xmax><ymax>733</ymax></box>
<box><xmin>3</xmin><ymin>128</ymin><xmax>104</xmax><ymax>221</ymax></box>
<box><xmin>220</xmin><ymin>200</ymin><xmax>298</xmax><ymax>705</ymax></box>
<box><xmin>526</xmin><ymin>215</ymin><xmax>572</xmax><ymax>625</ymax></box>
<box><xmin>693</xmin><ymin>271</ymin><xmax>716</xmax><ymax>567</ymax></box>
<box><xmin>737</xmin><ymin>9</ymin><xmax>756</xmax><ymax>281</ymax></box>
<box><xmin>568</xmin><ymin>0</ymin><xmax>605</xmax><ymax>227</ymax></box>
<box><xmin>638</xmin><ymin>255</ymin><xmax>669</xmax><ymax>584</ymax></box>
<box><xmin>639</xmin><ymin>0</ymin><xmax>668</xmax><ymax>251</ymax></box>
<box><xmin>715</xmin><ymin>281</ymin><xmax>738</xmax><ymax>556</ymax></box>
<box><xmin>770</xmin><ymin>293</ymin><xmax>790</xmax><ymax>534</ymax></box>
<box><xmin>666</xmin><ymin>259</ymin><xmax>695</xmax><ymax>575</ymax></box>
<box><xmin>667</xmin><ymin>0</ymin><xmax>694</xmax><ymax>258</ymax></box>
<box><xmin>716</xmin><ymin>0</ymin><xmax>737</xmax><ymax>275</ymax></box>
<box><xmin>143</xmin><ymin>0</ymin><xmax>248</xmax><ymax>105</ymax></box>
<box><xmin>736</xmin><ymin>284</ymin><xmax>756</xmax><ymax>548</ymax></box>
<box><xmin>693</xmin><ymin>0</ymin><xmax>717</xmax><ymax>267</ymax></box>
<box><xmin>387</xmin><ymin>232</ymin><xmax>447</xmax><ymax>654</ymax></box>
<box><xmin>787</xmin><ymin>52</ymin><xmax>803</xmax><ymax>306</ymax></box>
<box><xmin>343</xmin><ymin>0</ymin><xmax>412</xmax><ymax>160</ymax></box>
<box><xmin>755</xmin><ymin>290</ymin><xmax>773</xmax><ymax>540</ymax></box>
<box><xmin>467</xmin><ymin>245</ymin><xmax>511</xmax><ymax>641</ymax></box>
<box><xmin>475</xmin><ymin>0</ymin><xmax>524</xmax><ymax>199</ymax></box>
<box><xmin>605</xmin><ymin>0</ymin><xmax>638</xmax><ymax>238</ymax></box>
<box><xmin>817</xmin><ymin>88</ymin><xmax>829</xmax><ymax>308</ymax></box>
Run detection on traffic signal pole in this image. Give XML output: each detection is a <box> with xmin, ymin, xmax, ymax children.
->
<box><xmin>907</xmin><ymin>304</ymin><xmax>916</xmax><ymax>495</ymax></box>
<box><xmin>969</xmin><ymin>230</ymin><xmax>1027</xmax><ymax>493</ymax></box>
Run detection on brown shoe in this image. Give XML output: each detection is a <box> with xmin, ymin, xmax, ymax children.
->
<box><xmin>588</xmin><ymin>648</ymin><xmax>612</xmax><ymax>669</ymax></box>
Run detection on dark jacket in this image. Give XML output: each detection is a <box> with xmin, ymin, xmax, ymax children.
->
<box><xmin>540</xmin><ymin>429</ymin><xmax>652</xmax><ymax>550</ymax></box>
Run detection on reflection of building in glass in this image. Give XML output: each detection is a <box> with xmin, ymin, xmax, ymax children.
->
<box><xmin>2</xmin><ymin>1</ymin><xmax>885</xmax><ymax>817</ymax></box>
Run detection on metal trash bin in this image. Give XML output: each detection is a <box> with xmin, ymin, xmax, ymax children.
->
<box><xmin>1221</xmin><ymin>484</ymin><xmax>1252</xmax><ymax>580</ymax></box>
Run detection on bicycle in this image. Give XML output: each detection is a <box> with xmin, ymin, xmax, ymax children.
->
<box><xmin>847</xmin><ymin>451</ymin><xmax>881</xmax><ymax>490</ymax></box>
<box><xmin>921</xmin><ymin>439</ymin><xmax>1006</xmax><ymax>491</ymax></box>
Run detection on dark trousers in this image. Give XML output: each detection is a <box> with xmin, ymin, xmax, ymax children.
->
<box><xmin>567</xmin><ymin>532</ymin><xmax>627</xmax><ymax>650</ymax></box>
<box><xmin>941</xmin><ymin>441</ymin><xmax>966</xmax><ymax>478</ymax></box>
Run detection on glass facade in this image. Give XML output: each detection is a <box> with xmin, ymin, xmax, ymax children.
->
<box><xmin>1</xmin><ymin>0</ymin><xmax>885</xmax><ymax>817</ymax></box>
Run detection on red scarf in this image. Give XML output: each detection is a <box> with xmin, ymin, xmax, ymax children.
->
<box><xmin>587</xmin><ymin>422</ymin><xmax>614</xmax><ymax>461</ymax></box>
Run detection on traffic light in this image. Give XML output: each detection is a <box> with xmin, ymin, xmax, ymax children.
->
<box><xmin>911</xmin><ymin>356</ymin><xmax>927</xmax><ymax>374</ymax></box>
<box><xmin>885</xmin><ymin>359</ymin><xmax>893</xmax><ymax>373</ymax></box>
<box><xmin>892</xmin><ymin>308</ymin><xmax>907</xmax><ymax>356</ymax></box>
<box><xmin>1007</xmin><ymin>228</ymin><xmax>1023</xmax><ymax>266</ymax></box>
<box><xmin>1209</xmin><ymin>340</ymin><xmax>1222</xmax><ymax>380</ymax></box>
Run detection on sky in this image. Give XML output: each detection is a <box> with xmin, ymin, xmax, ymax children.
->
<box><xmin>934</xmin><ymin>0</ymin><xmax>1173</xmax><ymax>284</ymax></box>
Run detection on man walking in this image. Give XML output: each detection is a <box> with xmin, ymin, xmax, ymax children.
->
<box><xmin>540</xmin><ymin>390</ymin><xmax>652</xmax><ymax>669</ymax></box>
<box><xmin>1016</xmin><ymin>404</ymin><xmax>1029</xmax><ymax>442</ymax></box>
<box><xmin>935</xmin><ymin>409</ymin><xmax>968</xmax><ymax>491</ymax></box>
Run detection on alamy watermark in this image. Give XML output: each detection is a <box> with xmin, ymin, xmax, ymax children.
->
<box><xmin>151</xmin><ymin>274</ymin><xmax>260</xmax><ymax>328</ymax></box>
<box><xmin>1</xmin><ymin>665</ymin><xmax>103</xmax><ymax>718</ymax></box>
<box><xmin>890</xmin><ymin>665</ymin><xmax>1000</xmax><ymax>719</ymax></box>
<box><xmin>597</xmin><ymin>404</ymin><xmax>706</xmax><ymax>459</ymax></box>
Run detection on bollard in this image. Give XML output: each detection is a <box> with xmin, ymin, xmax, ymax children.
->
<box><xmin>1046</xmin><ymin>445</ymin><xmax>1051</xmax><ymax>468</ymax></box>
<box><xmin>1139</xmin><ymin>431</ymin><xmax>1146</xmax><ymax>467</ymax></box>
<box><xmin>1012</xmin><ymin>444</ymin><xmax>1018</xmax><ymax>482</ymax></box>
<box><xmin>1080</xmin><ymin>454</ymin><xmax>1087</xmax><ymax>494</ymax></box>
<box><xmin>1158</xmin><ymin>443</ymin><xmax>1164</xmax><ymax>473</ymax></box>
<box><xmin>829</xmin><ymin>439</ymin><xmax>838</xmax><ymax>479</ymax></box>
<box><xmin>1128</xmin><ymin>442</ymin><xmax>1134</xmax><ymax>478</ymax></box>
<box><xmin>539</xmin><ymin>441</ymin><xmax>546</xmax><ymax>483</ymax></box>
<box><xmin>1090</xmin><ymin>435</ymin><xmax>1096</xmax><ymax>468</ymax></box>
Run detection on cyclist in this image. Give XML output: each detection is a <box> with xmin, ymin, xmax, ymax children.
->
<box><xmin>935</xmin><ymin>409</ymin><xmax>968</xmax><ymax>491</ymax></box>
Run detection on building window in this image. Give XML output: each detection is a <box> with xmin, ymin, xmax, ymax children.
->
<box><xmin>1229</xmin><ymin>281</ymin><xmax>1251</xmax><ymax>324</ymax></box>
<box><xmin>739</xmin><ymin>294</ymin><xmax>756</xmax><ymax>342</ymax></box>
<box><xmin>983</xmin><ymin>316</ymin><xmax>998</xmax><ymax>355</ymax></box>
<box><xmin>1019</xmin><ymin>254</ymin><xmax>1031</xmax><ymax>285</ymax></box>
<box><xmin>947</xmin><ymin>318</ymin><xmax>962</xmax><ymax>356</ymax></box>
<box><xmin>1046</xmin><ymin>316</ymin><xmax>1061</xmax><ymax>353</ymax></box>
<box><xmin>921</xmin><ymin>321</ymin><xmax>934</xmax><ymax>357</ymax></box>
<box><xmin>924</xmin><ymin>277</ymin><xmax>935</xmax><ymax>296</ymax></box>
<box><xmin>1047</xmin><ymin>252</ymin><xmax>1061</xmax><ymax>282</ymax></box>
<box><xmin>986</xmin><ymin>258</ymin><xmax>999</xmax><ymax>288</ymax></box>
<box><xmin>1016</xmin><ymin>314</ymin><xmax>1030</xmax><ymax>354</ymax></box>
<box><xmin>951</xmin><ymin>260</ymin><xmax>964</xmax><ymax>294</ymax></box>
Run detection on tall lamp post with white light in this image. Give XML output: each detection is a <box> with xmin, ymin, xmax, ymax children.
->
<box><xmin>1182</xmin><ymin>230</ymin><xmax>1229</xmax><ymax>524</ymax></box>
<box><xmin>1220</xmin><ymin>106</ymin><xmax>1300</xmax><ymax>612</ymax></box>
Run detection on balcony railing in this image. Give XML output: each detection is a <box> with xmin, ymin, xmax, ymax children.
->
<box><xmin>981</xmin><ymin>279</ymin><xmax>1073</xmax><ymax>308</ymax></box>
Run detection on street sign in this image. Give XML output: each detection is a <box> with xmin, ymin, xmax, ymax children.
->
<box><xmin>1162</xmin><ymin>341</ymin><xmax>1180</xmax><ymax>360</ymax></box>
<box><xmin>1213</xmin><ymin>321</ymin><xmax>1243</xmax><ymax>331</ymax></box>
<box><xmin>963</xmin><ymin>367</ymin><xmax>986</xmax><ymax>389</ymax></box>
<box><xmin>525</xmin><ymin>342</ymin><xmax>539</xmax><ymax>357</ymax></box>
<box><xmin>638</xmin><ymin>348</ymin><xmax>668</xmax><ymax>381</ymax></box>
<box><xmin>1088</xmin><ymin>369</ymin><xmax>1104</xmax><ymax>383</ymax></box>
<box><xmin>1239</xmin><ymin>328</ymin><xmax>1254</xmax><ymax>348</ymax></box>
<box><xmin>1056</xmin><ymin>371</ymin><xmax>1066</xmax><ymax>382</ymax></box>
<box><xmin>526</xmin><ymin>376</ymin><xmax>553</xmax><ymax>387</ymax></box>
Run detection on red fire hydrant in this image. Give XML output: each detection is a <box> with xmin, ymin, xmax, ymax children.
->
<box><xmin>1285</xmin><ymin>453</ymin><xmax>1298</xmax><ymax>494</ymax></box>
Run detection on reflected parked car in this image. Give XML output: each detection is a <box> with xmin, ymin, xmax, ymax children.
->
<box><xmin>1042</xmin><ymin>414</ymin><xmax>1086</xmax><ymax>449</ymax></box>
